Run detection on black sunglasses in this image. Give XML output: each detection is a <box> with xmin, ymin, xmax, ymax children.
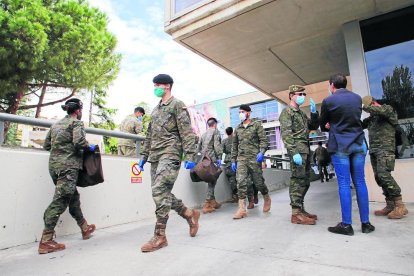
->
<box><xmin>294</xmin><ymin>92</ymin><xmax>307</xmax><ymax>96</ymax></box>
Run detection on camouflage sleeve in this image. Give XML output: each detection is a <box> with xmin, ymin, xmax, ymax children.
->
<box><xmin>72</xmin><ymin>120</ymin><xmax>89</xmax><ymax>150</ymax></box>
<box><xmin>363</xmin><ymin>105</ymin><xmax>398</xmax><ymax>126</ymax></box>
<box><xmin>43</xmin><ymin>129</ymin><xmax>52</xmax><ymax>151</ymax></box>
<box><xmin>176</xmin><ymin>105</ymin><xmax>197</xmax><ymax>162</ymax></box>
<box><xmin>308</xmin><ymin>111</ymin><xmax>319</xmax><ymax>130</ymax></box>
<box><xmin>142</xmin><ymin>121</ymin><xmax>151</xmax><ymax>161</ymax></box>
<box><xmin>231</xmin><ymin>129</ymin><xmax>239</xmax><ymax>163</ymax></box>
<box><xmin>197</xmin><ymin>135</ymin><xmax>202</xmax><ymax>153</ymax></box>
<box><xmin>214</xmin><ymin>130</ymin><xmax>223</xmax><ymax>158</ymax></box>
<box><xmin>134</xmin><ymin>121</ymin><xmax>143</xmax><ymax>135</ymax></box>
<box><xmin>279</xmin><ymin>110</ymin><xmax>297</xmax><ymax>155</ymax></box>
<box><xmin>257</xmin><ymin>123</ymin><xmax>268</xmax><ymax>154</ymax></box>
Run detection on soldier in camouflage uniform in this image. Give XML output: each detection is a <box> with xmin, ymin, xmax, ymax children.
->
<box><xmin>139</xmin><ymin>74</ymin><xmax>200</xmax><ymax>253</ymax></box>
<box><xmin>197</xmin><ymin>117</ymin><xmax>223</xmax><ymax>213</ymax></box>
<box><xmin>118</xmin><ymin>106</ymin><xmax>145</xmax><ymax>157</ymax></box>
<box><xmin>38</xmin><ymin>98</ymin><xmax>96</xmax><ymax>254</ymax></box>
<box><xmin>279</xmin><ymin>85</ymin><xmax>319</xmax><ymax>225</ymax></box>
<box><xmin>362</xmin><ymin>96</ymin><xmax>408</xmax><ymax>219</ymax></box>
<box><xmin>222</xmin><ymin>127</ymin><xmax>238</xmax><ymax>202</ymax></box>
<box><xmin>231</xmin><ymin>104</ymin><xmax>271</xmax><ymax>219</ymax></box>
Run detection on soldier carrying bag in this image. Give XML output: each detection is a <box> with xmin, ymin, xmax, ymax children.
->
<box><xmin>192</xmin><ymin>130</ymin><xmax>222</xmax><ymax>183</ymax></box>
<box><xmin>77</xmin><ymin>145</ymin><xmax>104</xmax><ymax>187</ymax></box>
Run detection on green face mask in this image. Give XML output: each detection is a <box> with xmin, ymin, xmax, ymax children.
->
<box><xmin>154</xmin><ymin>87</ymin><xmax>165</xmax><ymax>97</ymax></box>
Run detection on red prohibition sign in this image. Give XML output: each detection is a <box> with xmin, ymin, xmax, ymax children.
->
<box><xmin>132</xmin><ymin>163</ymin><xmax>141</xmax><ymax>176</ymax></box>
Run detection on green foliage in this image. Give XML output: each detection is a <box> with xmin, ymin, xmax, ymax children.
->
<box><xmin>381</xmin><ymin>65</ymin><xmax>414</xmax><ymax>119</ymax></box>
<box><xmin>0</xmin><ymin>0</ymin><xmax>121</xmax><ymax>114</ymax></box>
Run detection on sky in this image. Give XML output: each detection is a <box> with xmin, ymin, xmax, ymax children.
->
<box><xmin>51</xmin><ymin>0</ymin><xmax>253</xmax><ymax>123</ymax></box>
<box><xmin>365</xmin><ymin>40</ymin><xmax>414</xmax><ymax>100</ymax></box>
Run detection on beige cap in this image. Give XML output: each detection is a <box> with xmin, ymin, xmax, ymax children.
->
<box><xmin>362</xmin><ymin>95</ymin><xmax>373</xmax><ymax>107</ymax></box>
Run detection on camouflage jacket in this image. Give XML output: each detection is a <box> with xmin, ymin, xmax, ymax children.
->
<box><xmin>231</xmin><ymin>119</ymin><xmax>268</xmax><ymax>162</ymax></box>
<box><xmin>118</xmin><ymin>114</ymin><xmax>143</xmax><ymax>147</ymax></box>
<box><xmin>197</xmin><ymin>128</ymin><xmax>222</xmax><ymax>163</ymax></box>
<box><xmin>142</xmin><ymin>96</ymin><xmax>197</xmax><ymax>162</ymax></box>
<box><xmin>222</xmin><ymin>136</ymin><xmax>233</xmax><ymax>166</ymax></box>
<box><xmin>44</xmin><ymin>115</ymin><xmax>89</xmax><ymax>171</ymax></box>
<box><xmin>362</xmin><ymin>104</ymin><xmax>397</xmax><ymax>153</ymax></box>
<box><xmin>279</xmin><ymin>105</ymin><xmax>319</xmax><ymax>155</ymax></box>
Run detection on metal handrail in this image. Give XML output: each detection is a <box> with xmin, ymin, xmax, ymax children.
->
<box><xmin>0</xmin><ymin>113</ymin><xmax>145</xmax><ymax>155</ymax></box>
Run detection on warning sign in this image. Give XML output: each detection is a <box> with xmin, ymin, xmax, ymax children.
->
<box><xmin>131</xmin><ymin>162</ymin><xmax>143</xmax><ymax>184</ymax></box>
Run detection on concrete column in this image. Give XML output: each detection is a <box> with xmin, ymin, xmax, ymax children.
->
<box><xmin>342</xmin><ymin>20</ymin><xmax>370</xmax><ymax>98</ymax></box>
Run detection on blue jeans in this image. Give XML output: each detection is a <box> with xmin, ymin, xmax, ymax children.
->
<box><xmin>331</xmin><ymin>142</ymin><xmax>370</xmax><ymax>225</ymax></box>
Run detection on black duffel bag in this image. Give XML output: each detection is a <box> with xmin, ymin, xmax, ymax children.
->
<box><xmin>77</xmin><ymin>145</ymin><xmax>104</xmax><ymax>187</ymax></box>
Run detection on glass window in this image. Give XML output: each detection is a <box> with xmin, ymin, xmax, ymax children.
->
<box><xmin>174</xmin><ymin>0</ymin><xmax>205</xmax><ymax>14</ymax></box>
<box><xmin>361</xmin><ymin>6</ymin><xmax>414</xmax><ymax>159</ymax></box>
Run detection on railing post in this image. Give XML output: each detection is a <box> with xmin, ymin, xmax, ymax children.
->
<box><xmin>0</xmin><ymin>120</ymin><xmax>4</xmax><ymax>144</ymax></box>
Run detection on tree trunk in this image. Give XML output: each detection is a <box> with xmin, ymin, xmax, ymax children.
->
<box><xmin>35</xmin><ymin>84</ymin><xmax>47</xmax><ymax>118</ymax></box>
<box><xmin>19</xmin><ymin>87</ymin><xmax>77</xmax><ymax>110</ymax></box>
<box><xmin>4</xmin><ymin>83</ymin><xmax>26</xmax><ymax>137</ymax></box>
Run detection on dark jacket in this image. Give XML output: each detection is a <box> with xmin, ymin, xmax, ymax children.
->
<box><xmin>320</xmin><ymin>88</ymin><xmax>364</xmax><ymax>153</ymax></box>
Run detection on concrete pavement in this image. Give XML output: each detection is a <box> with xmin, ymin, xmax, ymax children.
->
<box><xmin>1</xmin><ymin>180</ymin><xmax>413</xmax><ymax>276</ymax></box>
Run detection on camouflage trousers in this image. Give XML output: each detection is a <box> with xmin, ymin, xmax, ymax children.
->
<box><xmin>236</xmin><ymin>160</ymin><xmax>269</xmax><ymax>199</ymax></box>
<box><xmin>43</xmin><ymin>169</ymin><xmax>84</xmax><ymax>231</ymax></box>
<box><xmin>150</xmin><ymin>158</ymin><xmax>186</xmax><ymax>224</ymax></box>
<box><xmin>289</xmin><ymin>153</ymin><xmax>311</xmax><ymax>209</ymax></box>
<box><xmin>224</xmin><ymin>166</ymin><xmax>237</xmax><ymax>195</ymax></box>
<box><xmin>206</xmin><ymin>180</ymin><xmax>217</xmax><ymax>200</ymax></box>
<box><xmin>370</xmin><ymin>151</ymin><xmax>401</xmax><ymax>199</ymax></box>
<box><xmin>247</xmin><ymin>177</ymin><xmax>258</xmax><ymax>198</ymax></box>
<box><xmin>117</xmin><ymin>145</ymin><xmax>136</xmax><ymax>157</ymax></box>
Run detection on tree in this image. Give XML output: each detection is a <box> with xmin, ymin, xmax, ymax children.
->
<box><xmin>0</xmin><ymin>0</ymin><xmax>121</xmax><ymax>135</ymax></box>
<box><xmin>381</xmin><ymin>65</ymin><xmax>414</xmax><ymax>119</ymax></box>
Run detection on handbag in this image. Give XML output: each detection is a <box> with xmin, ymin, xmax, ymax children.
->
<box><xmin>193</xmin><ymin>130</ymin><xmax>222</xmax><ymax>183</ymax></box>
<box><xmin>77</xmin><ymin>145</ymin><xmax>105</xmax><ymax>187</ymax></box>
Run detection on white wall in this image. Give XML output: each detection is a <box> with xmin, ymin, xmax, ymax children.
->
<box><xmin>0</xmin><ymin>147</ymin><xmax>289</xmax><ymax>249</ymax></box>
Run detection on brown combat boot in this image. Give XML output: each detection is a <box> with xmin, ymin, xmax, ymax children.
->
<box><xmin>247</xmin><ymin>196</ymin><xmax>255</xmax><ymax>209</ymax></box>
<box><xmin>79</xmin><ymin>219</ymin><xmax>96</xmax><ymax>240</ymax></box>
<box><xmin>301</xmin><ymin>205</ymin><xmax>317</xmax><ymax>220</ymax></box>
<box><xmin>141</xmin><ymin>223</ymin><xmax>168</xmax><ymax>253</ymax></box>
<box><xmin>38</xmin><ymin>230</ymin><xmax>66</xmax><ymax>254</ymax></box>
<box><xmin>388</xmin><ymin>196</ymin><xmax>409</xmax><ymax>219</ymax></box>
<box><xmin>210</xmin><ymin>199</ymin><xmax>222</xmax><ymax>209</ymax></box>
<box><xmin>180</xmin><ymin>207</ymin><xmax>200</xmax><ymax>237</ymax></box>
<box><xmin>374</xmin><ymin>198</ymin><xmax>395</xmax><ymax>216</ymax></box>
<box><xmin>291</xmin><ymin>209</ymin><xmax>316</xmax><ymax>225</ymax></box>
<box><xmin>263</xmin><ymin>194</ymin><xmax>271</xmax><ymax>213</ymax></box>
<box><xmin>202</xmin><ymin>200</ymin><xmax>216</xmax><ymax>214</ymax></box>
<box><xmin>233</xmin><ymin>199</ymin><xmax>247</xmax><ymax>219</ymax></box>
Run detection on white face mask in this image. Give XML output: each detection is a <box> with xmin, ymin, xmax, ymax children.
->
<box><xmin>239</xmin><ymin>112</ymin><xmax>247</xmax><ymax>122</ymax></box>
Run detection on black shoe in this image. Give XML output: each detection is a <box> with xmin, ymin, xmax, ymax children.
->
<box><xmin>361</xmin><ymin>222</ymin><xmax>375</xmax><ymax>234</ymax></box>
<box><xmin>328</xmin><ymin>222</ymin><xmax>354</xmax><ymax>236</ymax></box>
<box><xmin>326</xmin><ymin>178</ymin><xmax>329</xmax><ymax>182</ymax></box>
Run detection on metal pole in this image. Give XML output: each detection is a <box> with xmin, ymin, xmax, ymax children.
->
<box><xmin>0</xmin><ymin>121</ymin><xmax>4</xmax><ymax>144</ymax></box>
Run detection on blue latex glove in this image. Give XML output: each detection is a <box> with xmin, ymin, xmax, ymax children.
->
<box><xmin>184</xmin><ymin>161</ymin><xmax>196</xmax><ymax>170</ymax></box>
<box><xmin>310</xmin><ymin>98</ymin><xmax>316</xmax><ymax>113</ymax></box>
<box><xmin>89</xmin><ymin>144</ymin><xmax>96</xmax><ymax>151</ymax></box>
<box><xmin>216</xmin><ymin>159</ymin><xmax>222</xmax><ymax>167</ymax></box>
<box><xmin>138</xmin><ymin>159</ymin><xmax>146</xmax><ymax>171</ymax></box>
<box><xmin>256</xmin><ymin>152</ymin><xmax>264</xmax><ymax>163</ymax></box>
<box><xmin>292</xmin><ymin>153</ymin><xmax>303</xmax><ymax>166</ymax></box>
<box><xmin>231</xmin><ymin>162</ymin><xmax>237</xmax><ymax>172</ymax></box>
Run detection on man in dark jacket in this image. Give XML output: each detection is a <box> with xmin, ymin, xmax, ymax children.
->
<box><xmin>320</xmin><ymin>73</ymin><xmax>374</xmax><ymax>236</ymax></box>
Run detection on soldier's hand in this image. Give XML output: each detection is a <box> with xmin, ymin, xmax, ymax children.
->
<box><xmin>88</xmin><ymin>144</ymin><xmax>97</xmax><ymax>152</ymax></box>
<box><xmin>310</xmin><ymin>98</ymin><xmax>316</xmax><ymax>113</ymax></box>
<box><xmin>292</xmin><ymin>153</ymin><xmax>303</xmax><ymax>166</ymax></box>
<box><xmin>256</xmin><ymin>152</ymin><xmax>264</xmax><ymax>163</ymax></box>
<box><xmin>138</xmin><ymin>159</ymin><xmax>146</xmax><ymax>171</ymax></box>
<box><xmin>184</xmin><ymin>161</ymin><xmax>196</xmax><ymax>170</ymax></box>
<box><xmin>231</xmin><ymin>162</ymin><xmax>237</xmax><ymax>172</ymax></box>
<box><xmin>216</xmin><ymin>160</ymin><xmax>222</xmax><ymax>167</ymax></box>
